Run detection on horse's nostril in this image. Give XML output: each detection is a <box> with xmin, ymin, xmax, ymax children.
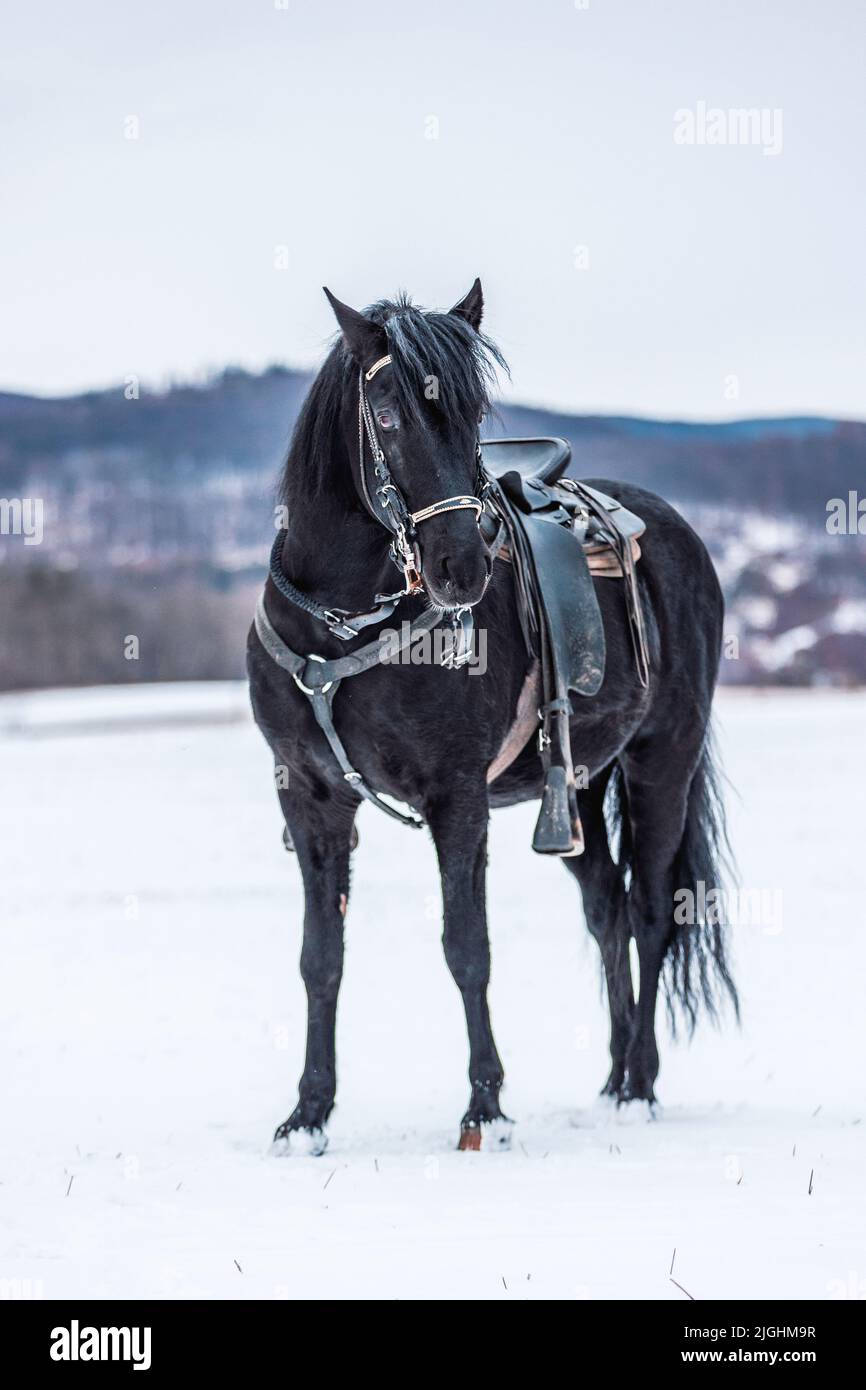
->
<box><xmin>429</xmin><ymin>550</ymin><xmax>488</xmax><ymax>603</ymax></box>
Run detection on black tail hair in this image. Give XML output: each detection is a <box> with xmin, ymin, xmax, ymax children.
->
<box><xmin>604</xmin><ymin>729</ymin><xmax>739</xmax><ymax>1036</ymax></box>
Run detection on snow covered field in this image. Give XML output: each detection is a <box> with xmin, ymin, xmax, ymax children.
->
<box><xmin>1</xmin><ymin>685</ymin><xmax>864</xmax><ymax>1301</ymax></box>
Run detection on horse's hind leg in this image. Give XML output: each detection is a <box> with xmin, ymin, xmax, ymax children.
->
<box><xmin>272</xmin><ymin>783</ymin><xmax>356</xmax><ymax>1155</ymax></box>
<box><xmin>562</xmin><ymin>769</ymin><xmax>634</xmax><ymax>1100</ymax></box>
<box><xmin>428</xmin><ymin>789</ymin><xmax>509</xmax><ymax>1151</ymax></box>
<box><xmin>618</xmin><ymin>735</ymin><xmax>705</xmax><ymax>1105</ymax></box>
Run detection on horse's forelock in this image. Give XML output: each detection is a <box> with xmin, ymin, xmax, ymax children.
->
<box><xmin>369</xmin><ymin>297</ymin><xmax>508</xmax><ymax>429</ymax></box>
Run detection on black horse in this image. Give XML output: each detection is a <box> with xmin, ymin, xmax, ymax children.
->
<box><xmin>247</xmin><ymin>280</ymin><xmax>737</xmax><ymax>1153</ymax></box>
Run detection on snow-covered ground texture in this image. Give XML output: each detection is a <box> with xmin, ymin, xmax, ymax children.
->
<box><xmin>1</xmin><ymin>685</ymin><xmax>864</xmax><ymax>1301</ymax></box>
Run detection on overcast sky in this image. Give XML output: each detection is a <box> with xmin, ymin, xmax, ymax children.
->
<box><xmin>2</xmin><ymin>0</ymin><xmax>864</xmax><ymax>418</ymax></box>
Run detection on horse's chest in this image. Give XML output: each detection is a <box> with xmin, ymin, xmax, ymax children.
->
<box><xmin>269</xmin><ymin>659</ymin><xmax>496</xmax><ymax>807</ymax></box>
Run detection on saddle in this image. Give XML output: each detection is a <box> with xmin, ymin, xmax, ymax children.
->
<box><xmin>479</xmin><ymin>438</ymin><xmax>649</xmax><ymax>856</ymax></box>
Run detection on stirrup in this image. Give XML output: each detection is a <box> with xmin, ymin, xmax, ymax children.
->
<box><xmin>532</xmin><ymin>766</ymin><xmax>584</xmax><ymax>856</ymax></box>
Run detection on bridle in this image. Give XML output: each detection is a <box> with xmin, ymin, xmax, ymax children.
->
<box><xmin>356</xmin><ymin>352</ymin><xmax>488</xmax><ymax>596</ymax></box>
<box><xmin>267</xmin><ymin>351</ymin><xmax>493</xmax><ymax>649</ymax></box>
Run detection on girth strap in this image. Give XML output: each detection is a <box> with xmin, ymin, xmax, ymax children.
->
<box><xmin>254</xmin><ymin>593</ymin><xmax>441</xmax><ymax>828</ymax></box>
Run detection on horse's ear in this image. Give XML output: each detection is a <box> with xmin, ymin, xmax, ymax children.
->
<box><xmin>450</xmin><ymin>277</ymin><xmax>484</xmax><ymax>331</ymax></box>
<box><xmin>323</xmin><ymin>287</ymin><xmax>387</xmax><ymax>367</ymax></box>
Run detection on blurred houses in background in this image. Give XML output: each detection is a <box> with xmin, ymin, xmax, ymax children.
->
<box><xmin>1</xmin><ymin>368</ymin><xmax>864</xmax><ymax>691</ymax></box>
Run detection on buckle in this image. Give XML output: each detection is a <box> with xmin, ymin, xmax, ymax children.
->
<box><xmin>376</xmin><ymin>480</ymin><xmax>397</xmax><ymax>506</ymax></box>
<box><xmin>389</xmin><ymin>526</ymin><xmax>423</xmax><ymax>594</ymax></box>
<box><xmin>293</xmin><ymin>654</ymin><xmax>334</xmax><ymax>696</ymax></box>
<box><xmin>323</xmin><ymin>611</ymin><xmax>360</xmax><ymax>640</ymax></box>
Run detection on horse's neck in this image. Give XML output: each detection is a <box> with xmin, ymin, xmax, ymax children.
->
<box><xmin>279</xmin><ymin>433</ymin><xmax>393</xmax><ymax>615</ymax></box>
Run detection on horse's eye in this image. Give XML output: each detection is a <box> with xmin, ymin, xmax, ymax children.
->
<box><xmin>377</xmin><ymin>410</ymin><xmax>397</xmax><ymax>431</ymax></box>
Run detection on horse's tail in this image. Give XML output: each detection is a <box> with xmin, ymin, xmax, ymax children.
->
<box><xmin>665</xmin><ymin>730</ymin><xmax>739</xmax><ymax>1033</ymax></box>
<box><xmin>605</xmin><ymin>729</ymin><xmax>739</xmax><ymax>1035</ymax></box>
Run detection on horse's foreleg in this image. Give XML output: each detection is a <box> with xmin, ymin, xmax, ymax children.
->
<box><xmin>428</xmin><ymin>791</ymin><xmax>509</xmax><ymax>1150</ymax></box>
<box><xmin>272</xmin><ymin>786</ymin><xmax>355</xmax><ymax>1155</ymax></box>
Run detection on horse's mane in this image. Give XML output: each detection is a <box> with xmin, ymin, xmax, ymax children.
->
<box><xmin>278</xmin><ymin>294</ymin><xmax>508</xmax><ymax>504</ymax></box>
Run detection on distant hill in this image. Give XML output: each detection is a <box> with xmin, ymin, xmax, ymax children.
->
<box><xmin>0</xmin><ymin>366</ymin><xmax>862</xmax><ymax>515</ymax></box>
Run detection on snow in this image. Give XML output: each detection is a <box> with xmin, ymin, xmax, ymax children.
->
<box><xmin>765</xmin><ymin>559</ymin><xmax>804</xmax><ymax>594</ymax></box>
<box><xmin>832</xmin><ymin>599</ymin><xmax>866</xmax><ymax>635</ymax></box>
<box><xmin>1</xmin><ymin>685</ymin><xmax>864</xmax><ymax>1301</ymax></box>
<box><xmin>736</xmin><ymin>596</ymin><xmax>778</xmax><ymax>631</ymax></box>
<box><xmin>0</xmin><ymin>680</ymin><xmax>247</xmax><ymax>736</ymax></box>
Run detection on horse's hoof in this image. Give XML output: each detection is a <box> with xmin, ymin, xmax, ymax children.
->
<box><xmin>457</xmin><ymin>1116</ymin><xmax>514</xmax><ymax>1151</ymax></box>
<box><xmin>587</xmin><ymin>1092</ymin><xmax>619</xmax><ymax>1124</ymax></box>
<box><xmin>615</xmin><ymin>1097</ymin><xmax>660</xmax><ymax>1125</ymax></box>
<box><xmin>270</xmin><ymin>1125</ymin><xmax>328</xmax><ymax>1156</ymax></box>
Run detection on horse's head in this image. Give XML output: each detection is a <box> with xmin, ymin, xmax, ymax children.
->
<box><xmin>324</xmin><ymin>281</ymin><xmax>506</xmax><ymax>609</ymax></box>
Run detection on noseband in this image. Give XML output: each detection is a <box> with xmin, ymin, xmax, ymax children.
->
<box><xmin>357</xmin><ymin>353</ymin><xmax>487</xmax><ymax>594</ymax></box>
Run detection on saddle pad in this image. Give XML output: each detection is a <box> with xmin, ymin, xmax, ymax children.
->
<box><xmin>583</xmin><ymin>536</ymin><xmax>642</xmax><ymax>576</ymax></box>
<box><xmin>495</xmin><ymin>535</ymin><xmax>641</xmax><ymax>576</ymax></box>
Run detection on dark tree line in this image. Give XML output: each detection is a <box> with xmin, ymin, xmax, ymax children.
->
<box><xmin>0</xmin><ymin>567</ymin><xmax>259</xmax><ymax>691</ymax></box>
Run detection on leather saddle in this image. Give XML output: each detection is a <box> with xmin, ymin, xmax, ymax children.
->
<box><xmin>479</xmin><ymin>437</ymin><xmax>649</xmax><ymax>856</ymax></box>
